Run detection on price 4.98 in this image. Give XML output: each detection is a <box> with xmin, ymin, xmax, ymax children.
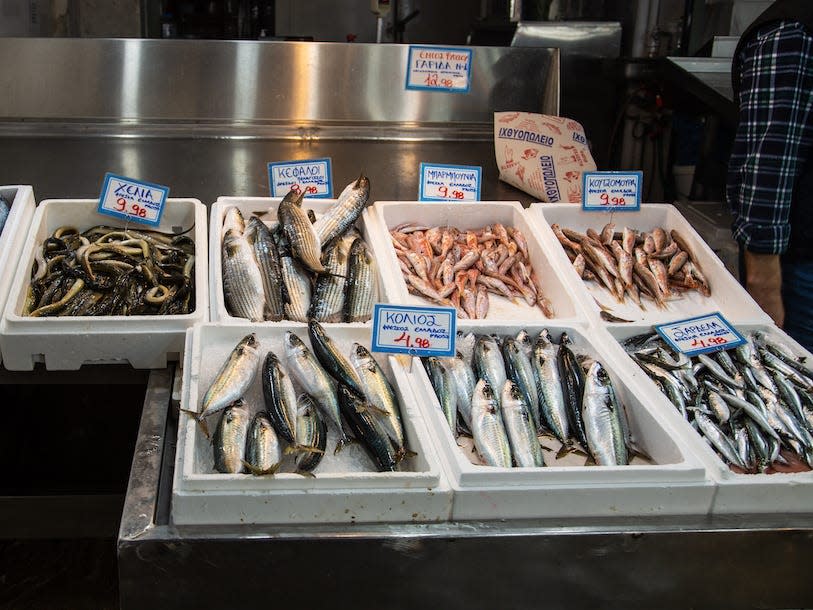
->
<box><xmin>394</xmin><ymin>332</ymin><xmax>431</xmax><ymax>349</ymax></box>
<box><xmin>690</xmin><ymin>336</ymin><xmax>728</xmax><ymax>349</ymax></box>
<box><xmin>115</xmin><ymin>197</ymin><xmax>148</xmax><ymax>218</ymax></box>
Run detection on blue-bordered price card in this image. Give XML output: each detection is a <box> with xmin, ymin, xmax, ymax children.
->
<box><xmin>582</xmin><ymin>171</ymin><xmax>643</xmax><ymax>211</ymax></box>
<box><xmin>655</xmin><ymin>312</ymin><xmax>746</xmax><ymax>357</ymax></box>
<box><xmin>371</xmin><ymin>304</ymin><xmax>456</xmax><ymax>357</ymax></box>
<box><xmin>419</xmin><ymin>163</ymin><xmax>481</xmax><ymax>201</ymax></box>
<box><xmin>267</xmin><ymin>158</ymin><xmax>333</xmax><ymax>198</ymax></box>
<box><xmin>405</xmin><ymin>46</ymin><xmax>473</xmax><ymax>93</ymax></box>
<box><xmin>97</xmin><ymin>173</ymin><xmax>169</xmax><ymax>227</ymax></box>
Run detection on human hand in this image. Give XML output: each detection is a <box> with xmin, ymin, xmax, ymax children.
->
<box><xmin>744</xmin><ymin>250</ymin><xmax>785</xmax><ymax>327</ymax></box>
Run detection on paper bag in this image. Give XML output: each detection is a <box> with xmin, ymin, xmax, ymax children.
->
<box><xmin>494</xmin><ymin>112</ymin><xmax>596</xmax><ymax>203</ymax></box>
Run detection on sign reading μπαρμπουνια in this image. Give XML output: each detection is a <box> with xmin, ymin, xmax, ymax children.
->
<box><xmin>418</xmin><ymin>163</ymin><xmax>481</xmax><ymax>201</ymax></box>
<box><xmin>371</xmin><ymin>304</ymin><xmax>457</xmax><ymax>357</ymax></box>
<box><xmin>267</xmin><ymin>158</ymin><xmax>333</xmax><ymax>198</ymax></box>
<box><xmin>97</xmin><ymin>173</ymin><xmax>169</xmax><ymax>227</ymax></box>
<box><xmin>655</xmin><ymin>312</ymin><xmax>746</xmax><ymax>357</ymax></box>
<box><xmin>405</xmin><ymin>46</ymin><xmax>473</xmax><ymax>93</ymax></box>
<box><xmin>582</xmin><ymin>171</ymin><xmax>643</xmax><ymax>211</ymax></box>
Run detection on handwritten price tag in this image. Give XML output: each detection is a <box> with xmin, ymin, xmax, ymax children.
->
<box><xmin>405</xmin><ymin>46</ymin><xmax>473</xmax><ymax>93</ymax></box>
<box><xmin>582</xmin><ymin>171</ymin><xmax>643</xmax><ymax>212</ymax></box>
<box><xmin>655</xmin><ymin>312</ymin><xmax>746</xmax><ymax>357</ymax></box>
<box><xmin>268</xmin><ymin>158</ymin><xmax>333</xmax><ymax>198</ymax></box>
<box><xmin>419</xmin><ymin>163</ymin><xmax>481</xmax><ymax>202</ymax></box>
<box><xmin>97</xmin><ymin>173</ymin><xmax>169</xmax><ymax>227</ymax></box>
<box><xmin>371</xmin><ymin>304</ymin><xmax>456</xmax><ymax>357</ymax></box>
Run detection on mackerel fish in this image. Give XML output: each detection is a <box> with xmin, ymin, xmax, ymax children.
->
<box><xmin>199</xmin><ymin>334</ymin><xmax>260</xmax><ymax>420</ymax></box>
<box><xmin>261</xmin><ymin>351</ymin><xmax>299</xmax><ymax>444</ymax></box>
<box><xmin>582</xmin><ymin>361</ymin><xmax>628</xmax><ymax>466</ymax></box>
<box><xmin>244</xmin><ymin>412</ymin><xmax>282</xmax><ymax>475</ymax></box>
<box><xmin>213</xmin><ymin>400</ymin><xmax>252</xmax><ymax>473</ymax></box>
<box><xmin>501</xmin><ymin>380</ymin><xmax>544</xmax><ymax>467</ymax></box>
<box><xmin>471</xmin><ymin>380</ymin><xmax>512</xmax><ymax>467</ymax></box>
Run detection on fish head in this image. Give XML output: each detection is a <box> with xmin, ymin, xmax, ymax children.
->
<box><xmin>284</xmin><ymin>331</ymin><xmax>306</xmax><ymax>351</ymax></box>
<box><xmin>239</xmin><ymin>333</ymin><xmax>259</xmax><ymax>352</ymax></box>
<box><xmin>223</xmin><ymin>207</ymin><xmax>245</xmax><ymax>233</ymax></box>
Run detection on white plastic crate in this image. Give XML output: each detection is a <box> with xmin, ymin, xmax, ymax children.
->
<box><xmin>527</xmin><ymin>203</ymin><xmax>771</xmax><ymax>326</ymax></box>
<box><xmin>172</xmin><ymin>323</ymin><xmax>452</xmax><ymax>526</ymax></box>
<box><xmin>602</xmin><ymin>322</ymin><xmax>813</xmax><ymax>514</ymax></box>
<box><xmin>0</xmin><ymin>185</ymin><xmax>36</xmax><ymax>366</ymax></box>
<box><xmin>0</xmin><ymin>198</ymin><xmax>208</xmax><ymax>370</ymax></box>
<box><xmin>365</xmin><ymin>201</ymin><xmax>583</xmax><ymax>326</ymax></box>
<box><xmin>210</xmin><ymin>197</ymin><xmax>382</xmax><ymax>325</ymax></box>
<box><xmin>409</xmin><ymin>323</ymin><xmax>714</xmax><ymax>520</ymax></box>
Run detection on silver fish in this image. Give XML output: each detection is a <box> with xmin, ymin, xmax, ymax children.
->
<box><xmin>308</xmin><ymin>320</ymin><xmax>365</xmax><ymax>395</ymax></box>
<box><xmin>694</xmin><ymin>411</ymin><xmax>744</xmax><ymax>468</ymax></box>
<box><xmin>471</xmin><ymin>380</ymin><xmax>512</xmax><ymax>468</ymax></box>
<box><xmin>245</xmin><ymin>217</ymin><xmax>284</xmax><ymax>321</ymax></box>
<box><xmin>222</xmin><ymin>229</ymin><xmax>266</xmax><ymax>322</ymax></box>
<box><xmin>474</xmin><ymin>335</ymin><xmax>507</xmax><ymax>402</ymax></box>
<box><xmin>313</xmin><ymin>174</ymin><xmax>370</xmax><ymax>249</ymax></box>
<box><xmin>222</xmin><ymin>206</ymin><xmax>245</xmax><ymax>235</ymax></box>
<box><xmin>244</xmin><ymin>411</ymin><xmax>282</xmax><ymax>475</ymax></box>
<box><xmin>443</xmin><ymin>352</ymin><xmax>476</xmax><ymax>429</ymax></box>
<box><xmin>426</xmin><ymin>356</ymin><xmax>458</xmax><ymax>434</ymax></box>
<box><xmin>456</xmin><ymin>331</ymin><xmax>476</xmax><ymax>366</ymax></box>
<box><xmin>293</xmin><ymin>393</ymin><xmax>327</xmax><ymax>474</ymax></box>
<box><xmin>531</xmin><ymin>331</ymin><xmax>569</xmax><ymax>443</ymax></box>
<box><xmin>261</xmin><ymin>351</ymin><xmax>299</xmax><ymax>444</ymax></box>
<box><xmin>279</xmin><ymin>247</ymin><xmax>312</xmax><ymax>322</ymax></box>
<box><xmin>310</xmin><ymin>234</ymin><xmax>352</xmax><ymax>323</ymax></box>
<box><xmin>199</xmin><ymin>334</ymin><xmax>260</xmax><ymax>420</ymax></box>
<box><xmin>351</xmin><ymin>343</ymin><xmax>405</xmax><ymax>455</ymax></box>
<box><xmin>283</xmin><ymin>331</ymin><xmax>349</xmax><ymax>450</ymax></box>
<box><xmin>345</xmin><ymin>238</ymin><xmax>377</xmax><ymax>323</ymax></box>
<box><xmin>501</xmin><ymin>380</ymin><xmax>544</xmax><ymax>467</ymax></box>
<box><xmin>502</xmin><ymin>337</ymin><xmax>541</xmax><ymax>430</ymax></box>
<box><xmin>582</xmin><ymin>362</ymin><xmax>628</xmax><ymax>466</ymax></box>
<box><xmin>278</xmin><ymin>190</ymin><xmax>324</xmax><ymax>273</ymax></box>
<box><xmin>213</xmin><ymin>400</ymin><xmax>252</xmax><ymax>474</ymax></box>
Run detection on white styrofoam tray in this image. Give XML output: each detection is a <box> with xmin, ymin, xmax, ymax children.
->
<box><xmin>172</xmin><ymin>323</ymin><xmax>452</xmax><ymax>525</ymax></box>
<box><xmin>365</xmin><ymin>201</ymin><xmax>583</xmax><ymax>326</ymax></box>
<box><xmin>409</xmin><ymin>323</ymin><xmax>714</xmax><ymax>520</ymax></box>
<box><xmin>0</xmin><ymin>199</ymin><xmax>208</xmax><ymax>370</ymax></box>
<box><xmin>0</xmin><ymin>185</ymin><xmax>36</xmax><ymax>366</ymax></box>
<box><xmin>210</xmin><ymin>197</ymin><xmax>381</xmax><ymax>325</ymax></box>
<box><xmin>527</xmin><ymin>203</ymin><xmax>772</xmax><ymax>326</ymax></box>
<box><xmin>602</xmin><ymin>322</ymin><xmax>813</xmax><ymax>514</ymax></box>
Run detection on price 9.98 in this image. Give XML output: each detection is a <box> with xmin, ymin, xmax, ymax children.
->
<box><xmin>115</xmin><ymin>197</ymin><xmax>148</xmax><ymax>218</ymax></box>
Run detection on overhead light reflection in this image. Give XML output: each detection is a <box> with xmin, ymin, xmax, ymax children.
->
<box><xmin>235</xmin><ymin>43</ymin><xmax>260</xmax><ymax>119</ymax></box>
<box><xmin>121</xmin><ymin>39</ymin><xmax>142</xmax><ymax>118</ymax></box>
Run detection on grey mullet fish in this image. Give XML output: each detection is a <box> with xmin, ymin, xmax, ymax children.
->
<box><xmin>313</xmin><ymin>175</ymin><xmax>371</xmax><ymax>249</ymax></box>
<box><xmin>310</xmin><ymin>232</ymin><xmax>353</xmax><ymax>322</ymax></box>
<box><xmin>222</xmin><ymin>229</ymin><xmax>266</xmax><ymax>322</ymax></box>
<box><xmin>345</xmin><ymin>237</ymin><xmax>377</xmax><ymax>323</ymax></box>
<box><xmin>278</xmin><ymin>190</ymin><xmax>325</xmax><ymax>273</ymax></box>
<box><xmin>245</xmin><ymin>216</ymin><xmax>285</xmax><ymax>321</ymax></box>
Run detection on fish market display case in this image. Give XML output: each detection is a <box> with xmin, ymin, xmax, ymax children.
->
<box><xmin>0</xmin><ymin>38</ymin><xmax>810</xmax><ymax>609</ymax></box>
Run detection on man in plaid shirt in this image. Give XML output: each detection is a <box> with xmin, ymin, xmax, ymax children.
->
<box><xmin>727</xmin><ymin>0</ymin><xmax>813</xmax><ymax>351</ymax></box>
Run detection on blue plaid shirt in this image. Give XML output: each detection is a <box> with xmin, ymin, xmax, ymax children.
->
<box><xmin>727</xmin><ymin>21</ymin><xmax>813</xmax><ymax>254</ymax></box>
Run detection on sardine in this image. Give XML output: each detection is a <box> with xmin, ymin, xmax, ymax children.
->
<box><xmin>199</xmin><ymin>334</ymin><xmax>260</xmax><ymax>420</ymax></box>
<box><xmin>213</xmin><ymin>400</ymin><xmax>252</xmax><ymax>474</ymax></box>
<box><xmin>694</xmin><ymin>411</ymin><xmax>744</xmax><ymax>467</ymax></box>
<box><xmin>261</xmin><ymin>351</ymin><xmax>299</xmax><ymax>444</ymax></box>
<box><xmin>471</xmin><ymin>380</ymin><xmax>512</xmax><ymax>467</ymax></box>
<box><xmin>244</xmin><ymin>412</ymin><xmax>282</xmax><ymax>475</ymax></box>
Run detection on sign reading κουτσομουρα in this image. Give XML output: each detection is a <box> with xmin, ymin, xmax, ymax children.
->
<box><xmin>582</xmin><ymin>171</ymin><xmax>643</xmax><ymax>211</ymax></box>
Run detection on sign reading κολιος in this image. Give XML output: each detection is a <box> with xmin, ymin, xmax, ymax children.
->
<box><xmin>371</xmin><ymin>304</ymin><xmax>457</xmax><ymax>357</ymax></box>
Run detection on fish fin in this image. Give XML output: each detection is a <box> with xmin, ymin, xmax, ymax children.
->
<box><xmin>180</xmin><ymin>408</ymin><xmax>210</xmax><ymax>439</ymax></box>
<box><xmin>539</xmin><ymin>444</ymin><xmax>555</xmax><ymax>452</ymax></box>
<box><xmin>241</xmin><ymin>460</ymin><xmax>281</xmax><ymax>476</ymax></box>
<box><xmin>554</xmin><ymin>444</ymin><xmax>571</xmax><ymax>460</ymax></box>
<box><xmin>251</xmin><ymin>210</ymin><xmax>269</xmax><ymax>218</ymax></box>
<box><xmin>295</xmin><ymin>470</ymin><xmax>317</xmax><ymax>478</ymax></box>
<box><xmin>284</xmin><ymin>444</ymin><xmax>325</xmax><ymax>456</ymax></box>
<box><xmin>396</xmin><ymin>447</ymin><xmax>418</xmax><ymax>462</ymax></box>
<box><xmin>358</xmin><ymin>403</ymin><xmax>391</xmax><ymax>417</ymax></box>
<box><xmin>334</xmin><ymin>435</ymin><xmax>354</xmax><ymax>455</ymax></box>
<box><xmin>583</xmin><ymin>455</ymin><xmax>597</xmax><ymax>466</ymax></box>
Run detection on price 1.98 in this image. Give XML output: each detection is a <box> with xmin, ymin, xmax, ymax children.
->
<box><xmin>394</xmin><ymin>332</ymin><xmax>431</xmax><ymax>349</ymax></box>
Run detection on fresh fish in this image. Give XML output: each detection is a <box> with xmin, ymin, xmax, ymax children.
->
<box><xmin>222</xmin><ymin>229</ymin><xmax>266</xmax><ymax>322</ymax></box>
<box><xmin>245</xmin><ymin>217</ymin><xmax>285</xmax><ymax>321</ymax></box>
<box><xmin>716</xmin><ymin>391</ymin><xmax>779</xmax><ymax>440</ymax></box>
<box><xmin>313</xmin><ymin>174</ymin><xmax>370</xmax><ymax>248</ymax></box>
<box><xmin>425</xmin><ymin>356</ymin><xmax>458</xmax><ymax>433</ymax></box>
<box><xmin>474</xmin><ymin>335</ymin><xmax>507</xmax><ymax>402</ymax></box>
<box><xmin>532</xmin><ymin>330</ymin><xmax>569</xmax><ymax>443</ymax></box>
<box><xmin>307</xmin><ymin>320</ymin><xmax>365</xmax><ymax>395</ymax></box>
<box><xmin>557</xmin><ymin>332</ymin><xmax>588</xmax><ymax>448</ymax></box>
<box><xmin>734</xmin><ymin>340</ymin><xmax>776</xmax><ymax>392</ymax></box>
<box><xmin>502</xmin><ymin>337</ymin><xmax>541</xmax><ymax>430</ymax></box>
<box><xmin>706</xmin><ymin>388</ymin><xmax>731</xmax><ymax>424</ymax></box>
<box><xmin>222</xmin><ymin>206</ymin><xmax>245</xmax><ymax>235</ymax></box>
<box><xmin>279</xmin><ymin>247</ymin><xmax>311</xmax><ymax>322</ymax></box>
<box><xmin>760</xmin><ymin>349</ymin><xmax>813</xmax><ymax>390</ymax></box>
<box><xmin>744</xmin><ymin>417</ymin><xmax>772</xmax><ymax>470</ymax></box>
<box><xmin>501</xmin><ymin>380</ymin><xmax>544</xmax><ymax>467</ymax></box>
<box><xmin>345</xmin><ymin>238</ymin><xmax>377</xmax><ymax>323</ymax></box>
<box><xmin>582</xmin><ymin>361</ymin><xmax>628</xmax><ymax>466</ymax></box>
<box><xmin>471</xmin><ymin>380</ymin><xmax>512</xmax><ymax>467</ymax></box>
<box><xmin>694</xmin><ymin>411</ymin><xmax>744</xmax><ymax>468</ymax></box>
<box><xmin>310</xmin><ymin>234</ymin><xmax>352</xmax><ymax>322</ymax></box>
<box><xmin>338</xmin><ymin>384</ymin><xmax>397</xmax><ymax>471</ymax></box>
<box><xmin>350</xmin><ymin>343</ymin><xmax>405</xmax><ymax>455</ymax></box>
<box><xmin>244</xmin><ymin>412</ymin><xmax>282</xmax><ymax>475</ymax></box>
<box><xmin>261</xmin><ymin>351</ymin><xmax>299</xmax><ymax>444</ymax></box>
<box><xmin>278</xmin><ymin>190</ymin><xmax>324</xmax><ymax>273</ymax></box>
<box><xmin>697</xmin><ymin>353</ymin><xmax>745</xmax><ymax>390</ymax></box>
<box><xmin>442</xmin><ymin>352</ymin><xmax>476</xmax><ymax>429</ymax></box>
<box><xmin>198</xmin><ymin>334</ymin><xmax>260</xmax><ymax>420</ymax></box>
<box><xmin>456</xmin><ymin>331</ymin><xmax>476</xmax><ymax>365</ymax></box>
<box><xmin>283</xmin><ymin>331</ymin><xmax>349</xmax><ymax>450</ymax></box>
<box><xmin>292</xmin><ymin>393</ymin><xmax>327</xmax><ymax>474</ymax></box>
<box><xmin>213</xmin><ymin>400</ymin><xmax>252</xmax><ymax>474</ymax></box>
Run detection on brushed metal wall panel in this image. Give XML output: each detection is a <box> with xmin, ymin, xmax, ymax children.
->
<box><xmin>0</xmin><ymin>39</ymin><xmax>558</xmax><ymax>124</ymax></box>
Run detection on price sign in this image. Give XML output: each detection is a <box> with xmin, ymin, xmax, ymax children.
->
<box><xmin>655</xmin><ymin>312</ymin><xmax>746</xmax><ymax>357</ymax></box>
<box><xmin>419</xmin><ymin>163</ymin><xmax>481</xmax><ymax>202</ymax></box>
<box><xmin>371</xmin><ymin>304</ymin><xmax>456</xmax><ymax>357</ymax></box>
<box><xmin>582</xmin><ymin>171</ymin><xmax>643</xmax><ymax>212</ymax></box>
<box><xmin>268</xmin><ymin>158</ymin><xmax>333</xmax><ymax>198</ymax></box>
<box><xmin>405</xmin><ymin>46</ymin><xmax>473</xmax><ymax>93</ymax></box>
<box><xmin>97</xmin><ymin>173</ymin><xmax>169</xmax><ymax>227</ymax></box>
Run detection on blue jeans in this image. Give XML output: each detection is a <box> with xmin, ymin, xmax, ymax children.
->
<box><xmin>782</xmin><ymin>260</ymin><xmax>813</xmax><ymax>353</ymax></box>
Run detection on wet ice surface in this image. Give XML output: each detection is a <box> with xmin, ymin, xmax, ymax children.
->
<box><xmin>191</xmin><ymin>327</ymin><xmax>417</xmax><ymax>477</ymax></box>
